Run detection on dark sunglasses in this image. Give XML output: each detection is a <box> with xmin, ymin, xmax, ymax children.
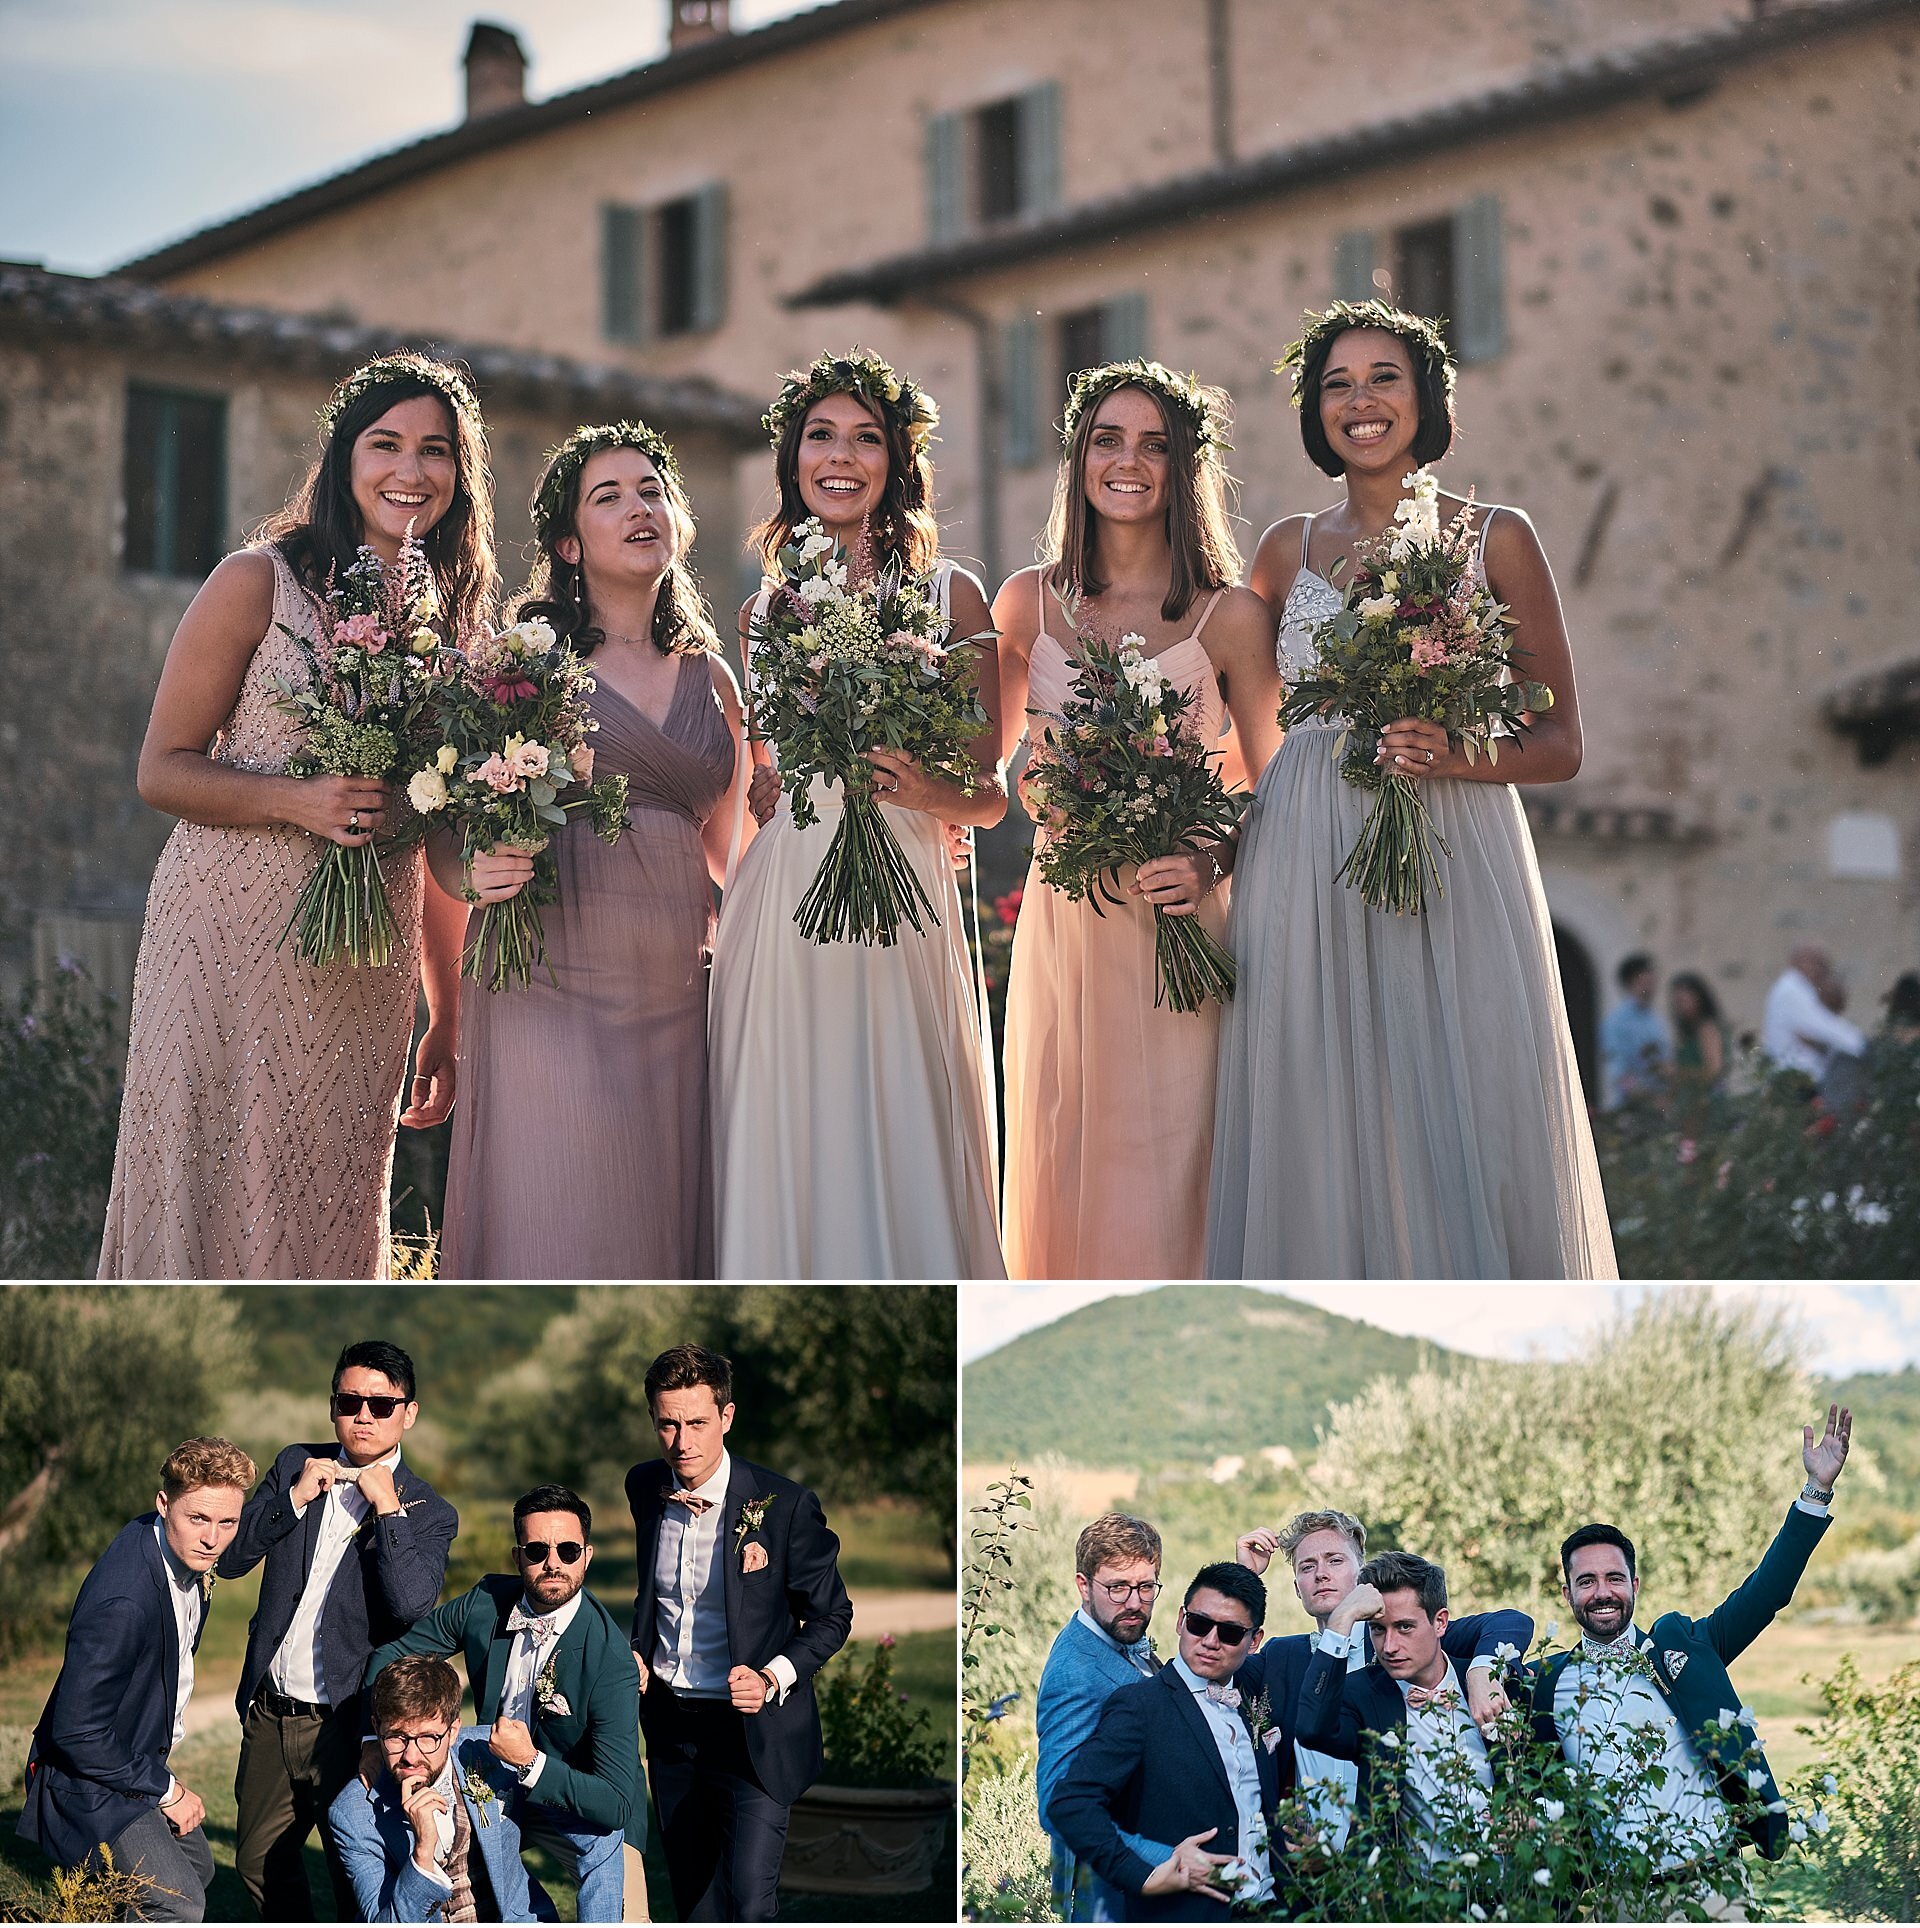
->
<box><xmin>332</xmin><ymin>1393</ymin><xmax>407</xmax><ymax>1419</ymax></box>
<box><xmin>517</xmin><ymin>1541</ymin><xmax>585</xmax><ymax>1565</ymax></box>
<box><xmin>1182</xmin><ymin>1609</ymin><xmax>1253</xmax><ymax>1647</ymax></box>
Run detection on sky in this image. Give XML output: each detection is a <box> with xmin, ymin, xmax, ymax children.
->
<box><xmin>0</xmin><ymin>0</ymin><xmax>821</xmax><ymax>275</ymax></box>
<box><xmin>959</xmin><ymin>1283</ymin><xmax>1920</xmax><ymax>1378</ymax></box>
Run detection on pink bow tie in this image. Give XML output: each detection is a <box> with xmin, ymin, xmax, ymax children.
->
<box><xmin>667</xmin><ymin>1490</ymin><xmax>714</xmax><ymax>1515</ymax></box>
<box><xmin>1204</xmin><ymin>1683</ymin><xmax>1242</xmax><ymax>1709</ymax></box>
<box><xmin>1405</xmin><ymin>1684</ymin><xmax>1459</xmax><ymax>1713</ymax></box>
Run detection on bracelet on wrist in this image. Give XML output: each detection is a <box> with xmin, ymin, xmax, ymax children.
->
<box><xmin>1802</xmin><ymin>1481</ymin><xmax>1835</xmax><ymax>1504</ymax></box>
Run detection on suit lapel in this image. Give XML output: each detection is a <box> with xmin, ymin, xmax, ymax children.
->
<box><xmin>721</xmin><ymin>1457</ymin><xmax>752</xmax><ymax>1661</ymax></box>
<box><xmin>144</xmin><ymin>1523</ymin><xmax>181</xmax><ymax>1720</ymax></box>
<box><xmin>1162</xmin><ymin>1666</ymin><xmax>1235</xmax><ymax>1812</ymax></box>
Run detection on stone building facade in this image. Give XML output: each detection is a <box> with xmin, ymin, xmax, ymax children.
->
<box><xmin>0</xmin><ymin>262</ymin><xmax>759</xmax><ymax>1011</ymax></box>
<box><xmin>89</xmin><ymin>0</ymin><xmax>1920</xmax><ymax>1071</ymax></box>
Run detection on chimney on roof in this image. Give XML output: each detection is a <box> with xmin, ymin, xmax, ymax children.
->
<box><xmin>667</xmin><ymin>0</ymin><xmax>732</xmax><ymax>52</ymax></box>
<box><xmin>464</xmin><ymin>21</ymin><xmax>527</xmax><ymax>120</ymax></box>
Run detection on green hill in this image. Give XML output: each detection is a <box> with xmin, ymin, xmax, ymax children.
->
<box><xmin>963</xmin><ymin>1285</ymin><xmax>1466</xmax><ymax>1470</ymax></box>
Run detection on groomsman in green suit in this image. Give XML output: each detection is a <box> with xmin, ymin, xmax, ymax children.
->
<box><xmin>1529</xmin><ymin>1404</ymin><xmax>1854</xmax><ymax>1873</ymax></box>
<box><xmin>364</xmin><ymin>1485</ymin><xmax>641</xmax><ymax>1921</ymax></box>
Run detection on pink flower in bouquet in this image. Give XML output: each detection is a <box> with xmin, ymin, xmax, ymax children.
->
<box><xmin>1409</xmin><ymin>629</ymin><xmax>1453</xmax><ymax>671</ymax></box>
<box><xmin>334</xmin><ymin>612</ymin><xmax>389</xmax><ymax>652</ymax></box>
<box><xmin>572</xmin><ymin>743</ymin><xmax>595</xmax><ymax>782</ymax></box>
<box><xmin>483</xmin><ymin>673</ymin><xmax>540</xmax><ymax>704</ymax></box>
<box><xmin>476</xmin><ymin>753</ymin><xmax>520</xmax><ymax>793</ymax></box>
<box><xmin>509</xmin><ymin>740</ymin><xmax>550</xmax><ymax>780</ymax></box>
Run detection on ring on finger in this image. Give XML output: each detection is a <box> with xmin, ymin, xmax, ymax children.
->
<box><xmin>1426</xmin><ymin>749</ymin><xmax>1435</xmax><ymax>765</ymax></box>
<box><xmin>347</xmin><ymin>810</ymin><xmax>360</xmax><ymax>831</ymax></box>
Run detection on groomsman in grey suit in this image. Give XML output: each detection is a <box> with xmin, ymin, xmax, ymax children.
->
<box><xmin>218</xmin><ymin>1340</ymin><xmax>458</xmax><ymax>1920</ymax></box>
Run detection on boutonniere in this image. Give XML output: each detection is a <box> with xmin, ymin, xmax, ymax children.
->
<box><xmin>1244</xmin><ymin>1688</ymin><xmax>1282</xmax><ymax>1754</ymax></box>
<box><xmin>734</xmin><ymin>1493</ymin><xmax>777</xmax><ymax>1559</ymax></box>
<box><xmin>461</xmin><ymin>1767</ymin><xmax>498</xmax><ymax>1827</ymax></box>
<box><xmin>200</xmin><ymin>1570</ymin><xmax>219</xmax><ymax>1605</ymax></box>
<box><xmin>535</xmin><ymin>1655</ymin><xmax>571</xmax><ymax>1718</ymax></box>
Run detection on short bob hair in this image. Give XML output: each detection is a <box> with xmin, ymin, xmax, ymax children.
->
<box><xmin>1075</xmin><ymin>1513</ymin><xmax>1163</xmax><ymax>1580</ymax></box>
<box><xmin>372</xmin><ymin>1655</ymin><xmax>463</xmax><ymax>1731</ymax></box>
<box><xmin>159</xmin><ymin>1437</ymin><xmax>256</xmax><ymax>1500</ymax></box>
<box><xmin>1292</xmin><ymin>301</ymin><xmax>1457</xmax><ymax>479</ymax></box>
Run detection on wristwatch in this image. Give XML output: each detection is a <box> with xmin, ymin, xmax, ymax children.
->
<box><xmin>1801</xmin><ymin>1480</ymin><xmax>1836</xmax><ymax>1505</ymax></box>
<box><xmin>758</xmin><ymin>1667</ymin><xmax>779</xmax><ymax>1706</ymax></box>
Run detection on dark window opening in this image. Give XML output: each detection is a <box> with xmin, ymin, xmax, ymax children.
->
<box><xmin>125</xmin><ymin>386</ymin><xmax>225</xmax><ymax>579</ymax></box>
<box><xmin>975</xmin><ymin>97</ymin><xmax>1024</xmax><ymax>225</ymax></box>
<box><xmin>1058</xmin><ymin>306</ymin><xmax>1107</xmax><ymax>400</ymax></box>
<box><xmin>656</xmin><ymin>195</ymin><xmax>699</xmax><ymax>337</ymax></box>
<box><xmin>1394</xmin><ymin>217</ymin><xmax>1456</xmax><ymax>325</ymax></box>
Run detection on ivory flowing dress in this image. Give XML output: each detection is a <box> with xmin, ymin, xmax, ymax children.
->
<box><xmin>441</xmin><ymin>656</ymin><xmax>735</xmax><ymax>1280</ymax></box>
<box><xmin>709</xmin><ymin>563</ymin><xmax>1004</xmax><ymax>1281</ymax></box>
<box><xmin>1003</xmin><ymin>582</ymin><xmax>1231</xmax><ymax>1279</ymax></box>
<box><xmin>1206</xmin><ymin>511</ymin><xmax>1617</xmax><ymax>1280</ymax></box>
<box><xmin>98</xmin><ymin>545</ymin><xmax>424</xmax><ymax>1279</ymax></box>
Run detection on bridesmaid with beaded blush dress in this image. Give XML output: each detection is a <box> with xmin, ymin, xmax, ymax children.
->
<box><xmin>1207</xmin><ymin>301</ymin><xmax>1615</xmax><ymax>1279</ymax></box>
<box><xmin>996</xmin><ymin>362</ymin><xmax>1281</xmax><ymax>1280</ymax></box>
<box><xmin>98</xmin><ymin>352</ymin><xmax>488</xmax><ymax>1278</ymax></box>
<box><xmin>436</xmin><ymin>423</ymin><xmax>747</xmax><ymax>1279</ymax></box>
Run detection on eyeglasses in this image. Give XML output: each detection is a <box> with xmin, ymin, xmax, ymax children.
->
<box><xmin>1182</xmin><ymin>1609</ymin><xmax>1254</xmax><ymax>1647</ymax></box>
<box><xmin>381</xmin><ymin>1726</ymin><xmax>452</xmax><ymax>1753</ymax></box>
<box><xmin>517</xmin><ymin>1541</ymin><xmax>585</xmax><ymax>1565</ymax></box>
<box><xmin>332</xmin><ymin>1393</ymin><xmax>407</xmax><ymax>1419</ymax></box>
<box><xmin>1097</xmin><ymin>1579</ymin><xmax>1164</xmax><ymax>1604</ymax></box>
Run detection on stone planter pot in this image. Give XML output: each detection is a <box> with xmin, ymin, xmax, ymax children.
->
<box><xmin>778</xmin><ymin>1779</ymin><xmax>956</xmax><ymax>1895</ymax></box>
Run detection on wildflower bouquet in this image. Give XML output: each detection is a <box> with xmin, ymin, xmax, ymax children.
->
<box><xmin>1277</xmin><ymin>468</ymin><xmax>1553</xmax><ymax>916</ymax></box>
<box><xmin>409</xmin><ymin>614</ymin><xmax>630</xmax><ymax>992</ymax></box>
<box><xmin>1023</xmin><ymin>612</ymin><xmax>1245</xmax><ymax>1013</ymax></box>
<box><xmin>270</xmin><ymin>531</ymin><xmax>449</xmax><ymax>967</ymax></box>
<box><xmin>749</xmin><ymin>518</ymin><xmax>991</xmax><ymax>946</ymax></box>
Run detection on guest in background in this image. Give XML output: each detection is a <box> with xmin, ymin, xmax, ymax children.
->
<box><xmin>1600</xmin><ymin>953</ymin><xmax>1669</xmax><ymax>1108</ymax></box>
<box><xmin>1762</xmin><ymin>945</ymin><xmax>1864</xmax><ymax>1086</ymax></box>
<box><xmin>1667</xmin><ymin>971</ymin><xmax>1728</xmax><ymax>1091</ymax></box>
<box><xmin>1882</xmin><ymin>971</ymin><xmax>1920</xmax><ymax>1046</ymax></box>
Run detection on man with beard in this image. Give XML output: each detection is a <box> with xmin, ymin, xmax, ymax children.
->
<box><xmin>363</xmin><ymin>1486</ymin><xmax>639</xmax><ymax>1921</ymax></box>
<box><xmin>1234</xmin><ymin>1511</ymin><xmax>1531</xmax><ymax>1852</ymax></box>
<box><xmin>1528</xmin><ymin>1406</ymin><xmax>1853</xmax><ymax>1875</ymax></box>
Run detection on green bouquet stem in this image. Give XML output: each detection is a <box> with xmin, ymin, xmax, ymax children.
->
<box><xmin>1152</xmin><ymin>906</ymin><xmax>1238</xmax><ymax>1013</ymax></box>
<box><xmin>794</xmin><ymin>787</ymin><xmax>939</xmax><ymax>947</ymax></box>
<box><xmin>462</xmin><ymin>894</ymin><xmax>554</xmax><ymax>994</ymax></box>
<box><xmin>1339</xmin><ymin>767</ymin><xmax>1453</xmax><ymax>916</ymax></box>
<box><xmin>278</xmin><ymin>842</ymin><xmax>400</xmax><ymax>969</ymax></box>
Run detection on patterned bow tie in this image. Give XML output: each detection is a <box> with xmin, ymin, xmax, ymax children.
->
<box><xmin>1404</xmin><ymin>1683</ymin><xmax>1460</xmax><ymax>1713</ymax></box>
<box><xmin>1204</xmin><ymin>1683</ymin><xmax>1242</xmax><ymax>1709</ymax></box>
<box><xmin>506</xmin><ymin>1607</ymin><xmax>558</xmax><ymax>1640</ymax></box>
<box><xmin>667</xmin><ymin>1490</ymin><xmax>715</xmax><ymax>1515</ymax></box>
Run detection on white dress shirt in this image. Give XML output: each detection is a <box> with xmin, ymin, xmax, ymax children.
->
<box><xmin>1763</xmin><ymin>967</ymin><xmax>1865</xmax><ymax>1079</ymax></box>
<box><xmin>1397</xmin><ymin>1658</ymin><xmax>1493</xmax><ymax>1861</ymax></box>
<box><xmin>153</xmin><ymin>1520</ymin><xmax>204</xmax><ymax>1804</ymax></box>
<box><xmin>412</xmin><ymin>1753</ymin><xmax>462</xmax><ymax>1893</ymax></box>
<box><xmin>270</xmin><ymin>1447</ymin><xmax>400</xmax><ymax>1706</ymax></box>
<box><xmin>497</xmin><ymin>1586</ymin><xmax>586</xmax><ymax>1790</ymax></box>
<box><xmin>653</xmin><ymin>1452</ymin><xmax>736</xmax><ymax>1699</ymax></box>
<box><xmin>1169</xmin><ymin>1653</ymin><xmax>1273</xmax><ymax>1905</ymax></box>
<box><xmin>1297</xmin><ymin>1630</ymin><xmax>1368</xmax><ymax>1852</ymax></box>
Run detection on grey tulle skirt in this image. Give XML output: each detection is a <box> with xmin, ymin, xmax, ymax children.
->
<box><xmin>1206</xmin><ymin>722</ymin><xmax>1617</xmax><ymax>1279</ymax></box>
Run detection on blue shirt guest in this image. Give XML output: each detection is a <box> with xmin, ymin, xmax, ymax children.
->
<box><xmin>218</xmin><ymin>1338</ymin><xmax>458</xmax><ymax>1921</ymax></box>
<box><xmin>1600</xmin><ymin>952</ymin><xmax>1670</xmax><ymax>1108</ymax></box>
<box><xmin>1052</xmin><ymin>1562</ymin><xmax>1283</xmax><ymax>1922</ymax></box>
<box><xmin>1528</xmin><ymin>1405</ymin><xmax>1854</xmax><ymax>1869</ymax></box>
<box><xmin>627</xmin><ymin>1343</ymin><xmax>854</xmax><ymax>1922</ymax></box>
<box><xmin>330</xmin><ymin>1656</ymin><xmax>547</xmax><ymax>1923</ymax></box>
<box><xmin>1036</xmin><ymin>1513</ymin><xmax>1177</xmax><ymax>1921</ymax></box>
<box><xmin>17</xmin><ymin>1437</ymin><xmax>257</xmax><ymax>1923</ymax></box>
<box><xmin>364</xmin><ymin>1485</ymin><xmax>638</xmax><ymax>1921</ymax></box>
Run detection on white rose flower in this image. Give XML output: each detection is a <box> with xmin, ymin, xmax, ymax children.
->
<box><xmin>1459</xmin><ymin>1851</ymin><xmax>1481</xmax><ymax>1868</ymax></box>
<box><xmin>1379</xmin><ymin>1731</ymin><xmax>1400</xmax><ymax>1750</ymax></box>
<box><xmin>516</xmin><ymin>616</ymin><xmax>556</xmax><ymax>652</ymax></box>
<box><xmin>1366</xmin><ymin>1846</ymin><xmax>1381</xmax><ymax>1870</ymax></box>
<box><xmin>1469</xmin><ymin>1907</ymin><xmax>1488</xmax><ymax>1923</ymax></box>
<box><xmin>1719</xmin><ymin>1709</ymin><xmax>1741</xmax><ymax>1729</ymax></box>
<box><xmin>1746</xmin><ymin>1769</ymin><xmax>1768</xmax><ymax>1791</ymax></box>
<box><xmin>1533</xmin><ymin>1868</ymin><xmax>1553</xmax><ymax>1889</ymax></box>
<box><xmin>1539</xmin><ymin>1799</ymin><xmax>1565</xmax><ymax>1823</ymax></box>
<box><xmin>1822</xmin><ymin>1774</ymin><xmax>1838</xmax><ymax>1796</ymax></box>
<box><xmin>1790</xmin><ymin>1820</ymin><xmax>1808</xmax><ymax>1843</ymax></box>
<box><xmin>1358</xmin><ymin>592</ymin><xmax>1398</xmax><ymax>620</ymax></box>
<box><xmin>407</xmin><ymin>768</ymin><xmax>449</xmax><ymax>813</ymax></box>
<box><xmin>1494</xmin><ymin>1641</ymin><xmax>1520</xmax><ymax>1664</ymax></box>
<box><xmin>1811</xmin><ymin>1810</ymin><xmax>1831</xmax><ymax>1835</ymax></box>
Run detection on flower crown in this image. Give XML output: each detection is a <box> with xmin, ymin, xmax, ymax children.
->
<box><xmin>532</xmin><ymin>420</ymin><xmax>684</xmax><ymax>544</ymax></box>
<box><xmin>1274</xmin><ymin>299</ymin><xmax>1457</xmax><ymax>407</ymax></box>
<box><xmin>319</xmin><ymin>351</ymin><xmax>484</xmax><ymax>436</ymax></box>
<box><xmin>763</xmin><ymin>348</ymin><xmax>938</xmax><ymax>451</ymax></box>
<box><xmin>1061</xmin><ymin>358</ymin><xmax>1231</xmax><ymax>460</ymax></box>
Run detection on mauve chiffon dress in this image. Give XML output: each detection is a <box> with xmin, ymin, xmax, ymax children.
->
<box><xmin>441</xmin><ymin>653</ymin><xmax>736</xmax><ymax>1279</ymax></box>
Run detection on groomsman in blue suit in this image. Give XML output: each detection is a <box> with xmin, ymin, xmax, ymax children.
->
<box><xmin>329</xmin><ymin>1656</ymin><xmax>545</xmax><ymax>1922</ymax></box>
<box><xmin>219</xmin><ymin>1339</ymin><xmax>458</xmax><ymax>1920</ymax></box>
<box><xmin>16</xmin><ymin>1437</ymin><xmax>257</xmax><ymax>1922</ymax></box>
<box><xmin>1035</xmin><ymin>1514</ymin><xmax>1177</xmax><ymax>1921</ymax></box>
<box><xmin>1051</xmin><ymin>1562</ymin><xmax>1284</xmax><ymax>1921</ymax></box>
<box><xmin>1528</xmin><ymin>1405</ymin><xmax>1854</xmax><ymax>1872</ymax></box>
<box><xmin>363</xmin><ymin>1486</ymin><xmax>639</xmax><ymax>1921</ymax></box>
<box><xmin>627</xmin><ymin>1342</ymin><xmax>854</xmax><ymax>1921</ymax></box>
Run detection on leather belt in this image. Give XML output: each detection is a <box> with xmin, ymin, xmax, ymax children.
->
<box><xmin>257</xmin><ymin>1685</ymin><xmax>333</xmax><ymax>1720</ymax></box>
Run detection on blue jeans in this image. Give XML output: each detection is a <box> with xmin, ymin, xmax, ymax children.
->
<box><xmin>516</xmin><ymin>1798</ymin><xmax>627</xmax><ymax>1922</ymax></box>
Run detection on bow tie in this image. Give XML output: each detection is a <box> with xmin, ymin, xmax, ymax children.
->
<box><xmin>667</xmin><ymin>1490</ymin><xmax>715</xmax><ymax>1515</ymax></box>
<box><xmin>1204</xmin><ymin>1683</ymin><xmax>1242</xmax><ymax>1709</ymax></box>
<box><xmin>1404</xmin><ymin>1683</ymin><xmax>1459</xmax><ymax>1713</ymax></box>
<box><xmin>506</xmin><ymin>1607</ymin><xmax>558</xmax><ymax>1640</ymax></box>
<box><xmin>1582</xmin><ymin>1632</ymin><xmax>1642</xmax><ymax>1665</ymax></box>
<box><xmin>1122</xmin><ymin>1636</ymin><xmax>1156</xmax><ymax>1669</ymax></box>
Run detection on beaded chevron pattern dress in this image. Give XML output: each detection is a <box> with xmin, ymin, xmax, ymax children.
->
<box><xmin>98</xmin><ymin>546</ymin><xmax>424</xmax><ymax>1279</ymax></box>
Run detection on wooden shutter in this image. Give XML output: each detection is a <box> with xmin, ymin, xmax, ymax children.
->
<box><xmin>1102</xmin><ymin>290</ymin><xmax>1147</xmax><ymax>362</ymax></box>
<box><xmin>1004</xmin><ymin>313</ymin><xmax>1041</xmax><ymax>469</ymax></box>
<box><xmin>1018</xmin><ymin>80</ymin><xmax>1062</xmax><ymax>217</ymax></box>
<box><xmin>926</xmin><ymin>110</ymin><xmax>965</xmax><ymax>241</ymax></box>
<box><xmin>601</xmin><ymin>203</ymin><xmax>648</xmax><ymax>344</ymax></box>
<box><xmin>689</xmin><ymin>181</ymin><xmax>729</xmax><ymax>333</ymax></box>
<box><xmin>1332</xmin><ymin>228</ymin><xmax>1376</xmax><ymax>302</ymax></box>
<box><xmin>1452</xmin><ymin>192</ymin><xmax>1506</xmax><ymax>362</ymax></box>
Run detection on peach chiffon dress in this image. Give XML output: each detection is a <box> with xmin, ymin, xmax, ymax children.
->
<box><xmin>1002</xmin><ymin>580</ymin><xmax>1230</xmax><ymax>1280</ymax></box>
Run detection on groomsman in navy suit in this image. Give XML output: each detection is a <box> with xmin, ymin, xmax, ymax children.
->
<box><xmin>627</xmin><ymin>1343</ymin><xmax>854</xmax><ymax>1921</ymax></box>
<box><xmin>217</xmin><ymin>1340</ymin><xmax>458</xmax><ymax>1919</ymax></box>
<box><xmin>16</xmin><ymin>1437</ymin><xmax>257</xmax><ymax>1922</ymax></box>
<box><xmin>1052</xmin><ymin>1562</ymin><xmax>1284</xmax><ymax>1921</ymax></box>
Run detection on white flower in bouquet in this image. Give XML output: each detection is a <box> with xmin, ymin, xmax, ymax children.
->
<box><xmin>1358</xmin><ymin>591</ymin><xmax>1398</xmax><ymax>620</ymax></box>
<box><xmin>435</xmin><ymin>743</ymin><xmax>458</xmax><ymax>775</ymax></box>
<box><xmin>407</xmin><ymin>768</ymin><xmax>450</xmax><ymax>813</ymax></box>
<box><xmin>1389</xmin><ymin>468</ymin><xmax>1444</xmax><ymax>556</ymax></box>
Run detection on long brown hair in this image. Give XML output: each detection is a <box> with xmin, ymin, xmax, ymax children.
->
<box><xmin>1043</xmin><ymin>378</ymin><xmax>1241</xmax><ymax>621</ymax></box>
<box><xmin>518</xmin><ymin>424</ymin><xmax>718</xmax><ymax>656</ymax></box>
<box><xmin>750</xmin><ymin>389</ymin><xmax>940</xmax><ymax>577</ymax></box>
<box><xmin>259</xmin><ymin>353</ymin><xmax>498</xmax><ymax>640</ymax></box>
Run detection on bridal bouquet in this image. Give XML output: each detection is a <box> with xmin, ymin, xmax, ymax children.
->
<box><xmin>409</xmin><ymin>614</ymin><xmax>630</xmax><ymax>992</ymax></box>
<box><xmin>1024</xmin><ymin>612</ymin><xmax>1245</xmax><ymax>1013</ymax></box>
<box><xmin>749</xmin><ymin>518</ymin><xmax>991</xmax><ymax>946</ymax></box>
<box><xmin>1278</xmin><ymin>468</ymin><xmax>1552</xmax><ymax>916</ymax></box>
<box><xmin>270</xmin><ymin>530</ymin><xmax>450</xmax><ymax>968</ymax></box>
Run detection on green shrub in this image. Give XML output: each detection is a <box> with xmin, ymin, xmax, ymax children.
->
<box><xmin>962</xmin><ymin>1756</ymin><xmax>1055</xmax><ymax>1922</ymax></box>
<box><xmin>817</xmin><ymin>1635</ymin><xmax>947</xmax><ymax>1790</ymax></box>
<box><xmin>1817</xmin><ymin>1533</ymin><xmax>1920</xmax><ymax>1625</ymax></box>
<box><xmin>1800</xmin><ymin>1654</ymin><xmax>1920</xmax><ymax>1920</ymax></box>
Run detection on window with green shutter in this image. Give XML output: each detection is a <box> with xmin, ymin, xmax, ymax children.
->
<box><xmin>124</xmin><ymin>385</ymin><xmax>225</xmax><ymax>579</ymax></box>
<box><xmin>1332</xmin><ymin>228</ymin><xmax>1377</xmax><ymax>303</ymax></box>
<box><xmin>604</xmin><ymin>186</ymin><xmax>728</xmax><ymax>343</ymax></box>
<box><xmin>1451</xmin><ymin>193</ymin><xmax>1506</xmax><ymax>363</ymax></box>
<box><xmin>1004</xmin><ymin>314</ymin><xmax>1041</xmax><ymax>469</ymax></box>
<box><xmin>602</xmin><ymin>203</ymin><xmax>647</xmax><ymax>344</ymax></box>
<box><xmin>929</xmin><ymin>81</ymin><xmax>1064</xmax><ymax>240</ymax></box>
